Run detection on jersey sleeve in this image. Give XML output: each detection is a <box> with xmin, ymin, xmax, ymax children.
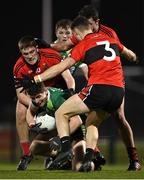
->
<box><xmin>70</xmin><ymin>42</ymin><xmax>85</xmax><ymax>62</ymax></box>
<box><xmin>101</xmin><ymin>25</ymin><xmax>124</xmax><ymax>52</ymax></box>
<box><xmin>40</xmin><ymin>48</ymin><xmax>63</xmax><ymax>64</ymax></box>
<box><xmin>13</xmin><ymin>58</ymin><xmax>25</xmax><ymax>78</ymax></box>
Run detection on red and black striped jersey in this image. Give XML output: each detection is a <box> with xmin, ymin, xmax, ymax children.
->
<box><xmin>70</xmin><ymin>33</ymin><xmax>124</xmax><ymax>88</ymax></box>
<box><xmin>13</xmin><ymin>48</ymin><xmax>66</xmax><ymax>88</ymax></box>
<box><xmin>70</xmin><ymin>24</ymin><xmax>123</xmax><ymax>52</ymax></box>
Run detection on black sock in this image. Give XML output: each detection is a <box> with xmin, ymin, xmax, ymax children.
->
<box><xmin>127</xmin><ymin>147</ymin><xmax>139</xmax><ymax>162</ymax></box>
<box><xmin>60</xmin><ymin>136</ymin><xmax>71</xmax><ymax>152</ymax></box>
<box><xmin>84</xmin><ymin>148</ymin><xmax>95</xmax><ymax>162</ymax></box>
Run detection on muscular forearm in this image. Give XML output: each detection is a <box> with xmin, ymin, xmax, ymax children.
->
<box><xmin>16</xmin><ymin>90</ymin><xmax>31</xmax><ymax>107</ymax></box>
<box><xmin>34</xmin><ymin>57</ymin><xmax>75</xmax><ymax>84</ymax></box>
<box><xmin>62</xmin><ymin>70</ymin><xmax>75</xmax><ymax>90</ymax></box>
<box><xmin>26</xmin><ymin>107</ymin><xmax>37</xmax><ymax>126</ymax></box>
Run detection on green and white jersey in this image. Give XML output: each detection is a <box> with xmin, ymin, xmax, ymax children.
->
<box><xmin>60</xmin><ymin>49</ymin><xmax>71</xmax><ymax>59</ymax></box>
<box><xmin>60</xmin><ymin>49</ymin><xmax>84</xmax><ymax>74</ymax></box>
<box><xmin>45</xmin><ymin>87</ymin><xmax>66</xmax><ymax>116</ymax></box>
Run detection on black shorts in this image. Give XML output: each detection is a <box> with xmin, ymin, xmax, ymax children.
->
<box><xmin>78</xmin><ymin>84</ymin><xmax>124</xmax><ymax>113</ymax></box>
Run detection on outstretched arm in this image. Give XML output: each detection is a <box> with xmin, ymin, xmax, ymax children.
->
<box><xmin>121</xmin><ymin>46</ymin><xmax>138</xmax><ymax>63</ymax></box>
<box><xmin>34</xmin><ymin>57</ymin><xmax>76</xmax><ymax>84</ymax></box>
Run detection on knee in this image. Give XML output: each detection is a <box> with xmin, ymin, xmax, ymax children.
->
<box><xmin>55</xmin><ymin>109</ymin><xmax>69</xmax><ymax>120</ymax></box>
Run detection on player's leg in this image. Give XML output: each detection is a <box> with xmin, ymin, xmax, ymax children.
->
<box><xmin>30</xmin><ymin>131</ymin><xmax>58</xmax><ymax>157</ymax></box>
<box><xmin>72</xmin><ymin>140</ymin><xmax>88</xmax><ymax>171</ymax></box>
<box><xmin>16</xmin><ymin>100</ymin><xmax>33</xmax><ymax>170</ymax></box>
<box><xmin>69</xmin><ymin>115</ymin><xmax>83</xmax><ymax>134</ymax></box>
<box><xmin>113</xmin><ymin>97</ymin><xmax>141</xmax><ymax>171</ymax></box>
<box><xmin>85</xmin><ymin>111</ymin><xmax>107</xmax><ymax>170</ymax></box>
<box><xmin>55</xmin><ymin>94</ymin><xmax>89</xmax><ymax>153</ymax></box>
<box><xmin>48</xmin><ymin>94</ymin><xmax>90</xmax><ymax>169</ymax></box>
<box><xmin>79</xmin><ymin>110</ymin><xmax>106</xmax><ymax>172</ymax></box>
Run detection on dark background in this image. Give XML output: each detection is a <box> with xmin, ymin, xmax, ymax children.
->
<box><xmin>0</xmin><ymin>0</ymin><xmax>143</xmax><ymax>137</ymax></box>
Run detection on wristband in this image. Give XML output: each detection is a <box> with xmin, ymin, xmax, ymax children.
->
<box><xmin>37</xmin><ymin>75</ymin><xmax>42</xmax><ymax>83</ymax></box>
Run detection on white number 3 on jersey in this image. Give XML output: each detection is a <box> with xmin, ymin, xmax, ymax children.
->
<box><xmin>97</xmin><ymin>40</ymin><xmax>116</xmax><ymax>61</ymax></box>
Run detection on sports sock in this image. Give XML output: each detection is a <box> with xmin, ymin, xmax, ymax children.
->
<box><xmin>127</xmin><ymin>147</ymin><xmax>139</xmax><ymax>162</ymax></box>
<box><xmin>84</xmin><ymin>148</ymin><xmax>95</xmax><ymax>162</ymax></box>
<box><xmin>60</xmin><ymin>136</ymin><xmax>71</xmax><ymax>152</ymax></box>
<box><xmin>20</xmin><ymin>142</ymin><xmax>30</xmax><ymax>156</ymax></box>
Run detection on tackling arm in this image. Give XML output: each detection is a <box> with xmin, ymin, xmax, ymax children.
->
<box><xmin>50</xmin><ymin>39</ymin><xmax>73</xmax><ymax>51</ymax></box>
<box><xmin>16</xmin><ymin>88</ymin><xmax>31</xmax><ymax>107</ymax></box>
<box><xmin>34</xmin><ymin>57</ymin><xmax>76</xmax><ymax>84</ymax></box>
<box><xmin>121</xmin><ymin>46</ymin><xmax>138</xmax><ymax>63</ymax></box>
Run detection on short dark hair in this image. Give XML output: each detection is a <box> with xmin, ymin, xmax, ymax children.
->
<box><xmin>71</xmin><ymin>16</ymin><xmax>90</xmax><ymax>31</ymax></box>
<box><xmin>18</xmin><ymin>35</ymin><xmax>38</xmax><ymax>50</ymax></box>
<box><xmin>26</xmin><ymin>82</ymin><xmax>45</xmax><ymax>96</ymax></box>
<box><xmin>78</xmin><ymin>4</ymin><xmax>99</xmax><ymax>20</ymax></box>
<box><xmin>55</xmin><ymin>19</ymin><xmax>72</xmax><ymax>31</ymax></box>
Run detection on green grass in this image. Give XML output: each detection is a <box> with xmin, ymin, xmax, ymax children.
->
<box><xmin>0</xmin><ymin>163</ymin><xmax>144</xmax><ymax>179</ymax></box>
<box><xmin>0</xmin><ymin>139</ymin><xmax>143</xmax><ymax>179</ymax></box>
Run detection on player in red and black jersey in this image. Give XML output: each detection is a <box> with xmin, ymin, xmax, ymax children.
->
<box><xmin>31</xmin><ymin>16</ymin><xmax>140</xmax><ymax>171</ymax></box>
<box><xmin>13</xmin><ymin>35</ymin><xmax>75</xmax><ymax>171</ymax></box>
<box><xmin>50</xmin><ymin>5</ymin><xmax>140</xmax><ymax>171</ymax></box>
<box><xmin>78</xmin><ymin>4</ymin><xmax>140</xmax><ymax>171</ymax></box>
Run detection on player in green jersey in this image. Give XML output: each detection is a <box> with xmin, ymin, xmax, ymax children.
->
<box><xmin>54</xmin><ymin>18</ymin><xmax>88</xmax><ymax>79</ymax></box>
<box><xmin>25</xmin><ymin>82</ymin><xmax>86</xmax><ymax>171</ymax></box>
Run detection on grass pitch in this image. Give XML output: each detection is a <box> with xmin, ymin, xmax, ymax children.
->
<box><xmin>0</xmin><ymin>163</ymin><xmax>143</xmax><ymax>179</ymax></box>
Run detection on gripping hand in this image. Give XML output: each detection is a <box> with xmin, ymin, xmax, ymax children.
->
<box><xmin>30</xmin><ymin>122</ymin><xmax>48</xmax><ymax>134</ymax></box>
<box><xmin>63</xmin><ymin>88</ymin><xmax>75</xmax><ymax>99</ymax></box>
<box><xmin>14</xmin><ymin>76</ymin><xmax>36</xmax><ymax>92</ymax></box>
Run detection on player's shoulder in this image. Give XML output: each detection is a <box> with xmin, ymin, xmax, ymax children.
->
<box><xmin>100</xmin><ymin>24</ymin><xmax>118</xmax><ymax>38</ymax></box>
<box><xmin>13</xmin><ymin>57</ymin><xmax>25</xmax><ymax>74</ymax></box>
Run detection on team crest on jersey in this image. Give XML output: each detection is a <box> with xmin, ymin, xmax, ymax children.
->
<box><xmin>36</xmin><ymin>67</ymin><xmax>41</xmax><ymax>73</ymax></box>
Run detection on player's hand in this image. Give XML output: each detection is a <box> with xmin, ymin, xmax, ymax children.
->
<box><xmin>134</xmin><ymin>56</ymin><xmax>139</xmax><ymax>64</ymax></box>
<box><xmin>29</xmin><ymin>122</ymin><xmax>48</xmax><ymax>134</ymax></box>
<box><xmin>63</xmin><ymin>88</ymin><xmax>75</xmax><ymax>99</ymax></box>
<box><xmin>14</xmin><ymin>75</ymin><xmax>36</xmax><ymax>92</ymax></box>
<box><xmin>129</xmin><ymin>55</ymin><xmax>139</xmax><ymax>64</ymax></box>
<box><xmin>48</xmin><ymin>136</ymin><xmax>61</xmax><ymax>152</ymax></box>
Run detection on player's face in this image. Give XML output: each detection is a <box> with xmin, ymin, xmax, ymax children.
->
<box><xmin>31</xmin><ymin>90</ymin><xmax>48</xmax><ymax>107</ymax></box>
<box><xmin>56</xmin><ymin>27</ymin><xmax>72</xmax><ymax>42</ymax></box>
<box><xmin>21</xmin><ymin>46</ymin><xmax>39</xmax><ymax>65</ymax></box>
<box><xmin>87</xmin><ymin>18</ymin><xmax>99</xmax><ymax>33</ymax></box>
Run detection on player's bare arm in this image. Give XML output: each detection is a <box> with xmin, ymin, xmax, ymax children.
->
<box><xmin>121</xmin><ymin>46</ymin><xmax>138</xmax><ymax>63</ymax></box>
<box><xmin>16</xmin><ymin>88</ymin><xmax>31</xmax><ymax>107</ymax></box>
<box><xmin>26</xmin><ymin>102</ymin><xmax>39</xmax><ymax>127</ymax></box>
<box><xmin>50</xmin><ymin>39</ymin><xmax>73</xmax><ymax>51</ymax></box>
<box><xmin>34</xmin><ymin>57</ymin><xmax>76</xmax><ymax>84</ymax></box>
<box><xmin>61</xmin><ymin>69</ymin><xmax>75</xmax><ymax>90</ymax></box>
